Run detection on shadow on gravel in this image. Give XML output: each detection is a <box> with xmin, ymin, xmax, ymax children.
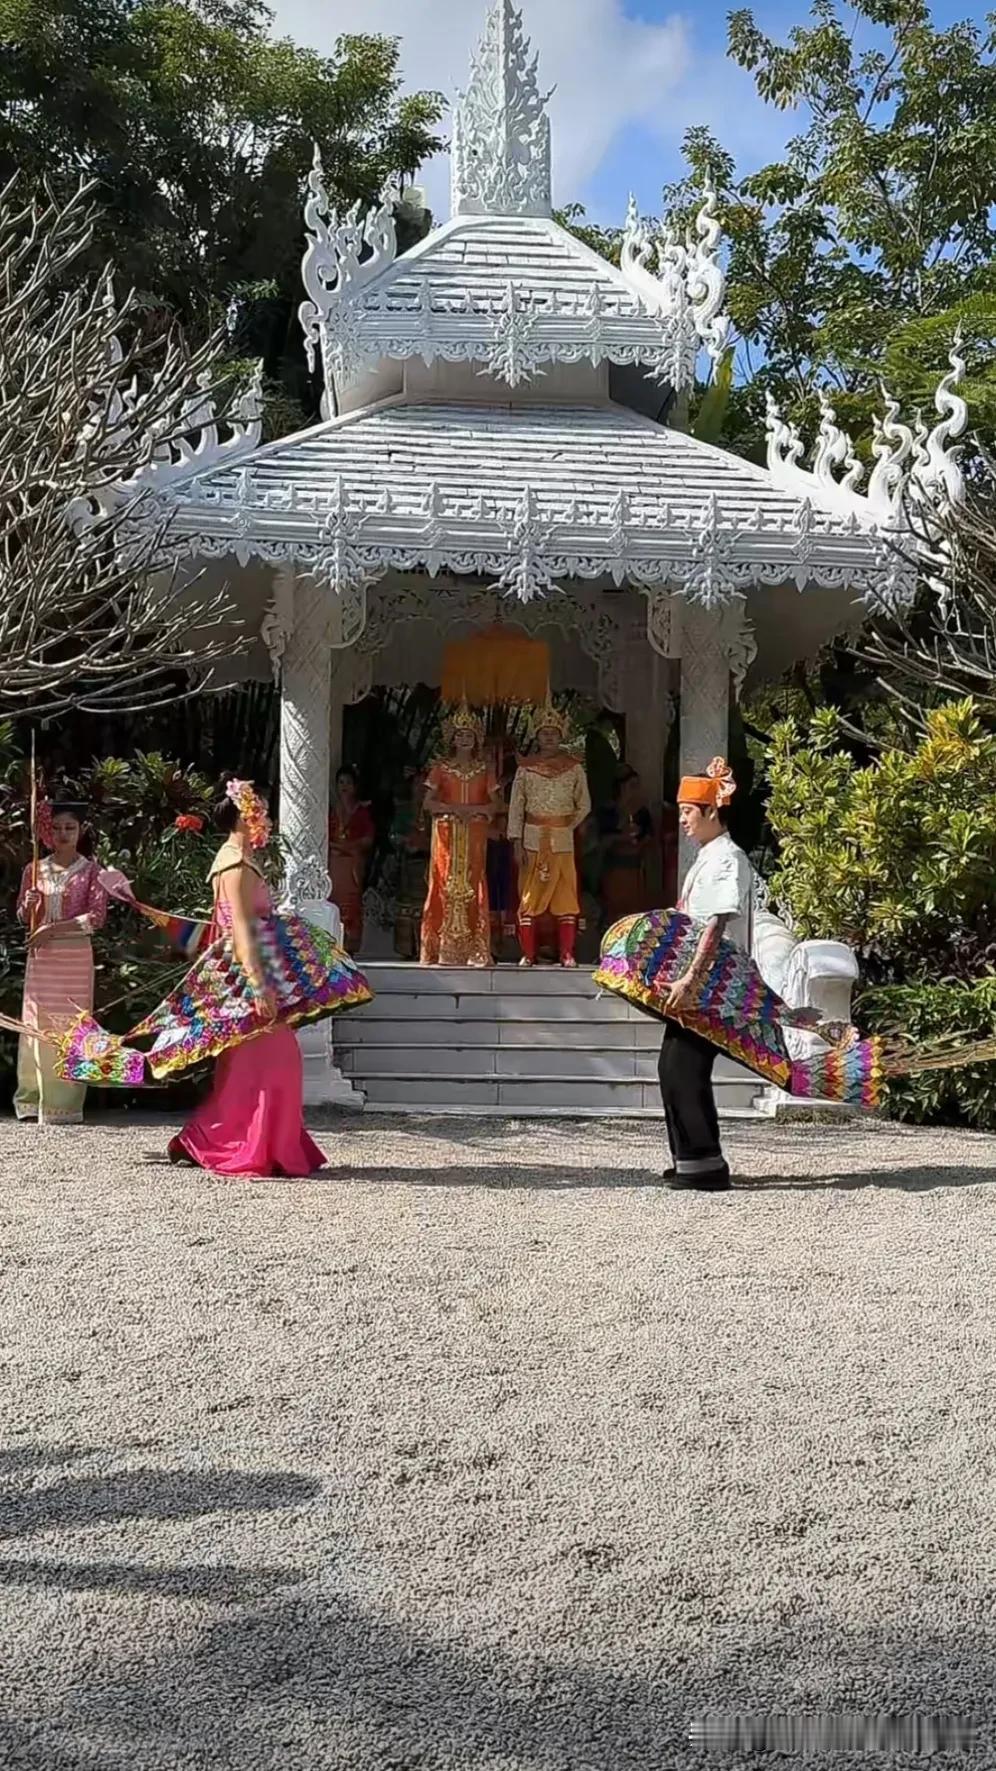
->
<box><xmin>0</xmin><ymin>1557</ymin><xmax>297</xmax><ymax>1603</ymax></box>
<box><xmin>314</xmin><ymin>1164</ymin><xmax>664</xmax><ymax>1191</ymax></box>
<box><xmin>309</xmin><ymin>1114</ymin><xmax>650</xmax><ymax>1147</ymax></box>
<box><xmin>0</xmin><ymin>1467</ymin><xmax>320</xmax><ymax>1541</ymax></box>
<box><xmin>2</xmin><ymin>1591</ymin><xmax>990</xmax><ymax>1770</ymax></box>
<box><xmin>739</xmin><ymin>1166</ymin><xmax>996</xmax><ymax>1193</ymax></box>
<box><xmin>0</xmin><ymin>1444</ymin><xmax>95</xmax><ymax>1476</ymax></box>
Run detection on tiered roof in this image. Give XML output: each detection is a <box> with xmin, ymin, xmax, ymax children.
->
<box><xmin>131</xmin><ymin>0</ymin><xmax>965</xmax><ymax>614</ymax></box>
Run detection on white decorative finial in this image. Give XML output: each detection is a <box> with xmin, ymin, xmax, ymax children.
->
<box><xmin>620</xmin><ymin>194</ymin><xmax>651</xmax><ymax>278</ymax></box>
<box><xmin>686</xmin><ymin>188</ymin><xmax>729</xmax><ymax>363</ymax></box>
<box><xmin>451</xmin><ymin>0</ymin><xmax>554</xmax><ymax>218</ymax></box>
<box><xmin>920</xmin><ymin>342</ymin><xmax>968</xmax><ymax>506</ymax></box>
<box><xmin>764</xmin><ymin>392</ymin><xmax>805</xmax><ymax>476</ymax></box>
<box><xmin>867</xmin><ymin>385</ymin><xmax>914</xmax><ymax>519</ymax></box>
<box><xmin>298</xmin><ymin>141</ymin><xmax>396</xmax><ymax>391</ymax></box>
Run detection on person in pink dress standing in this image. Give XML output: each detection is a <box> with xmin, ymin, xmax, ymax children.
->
<box><xmin>16</xmin><ymin>802</ymin><xmax>108</xmax><ymax>1125</ymax></box>
<box><xmin>168</xmin><ymin>780</ymin><xmax>326</xmax><ymax>1178</ymax></box>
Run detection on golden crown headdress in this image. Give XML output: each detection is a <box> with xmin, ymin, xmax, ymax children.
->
<box><xmin>443</xmin><ymin>697</ymin><xmax>485</xmax><ymax>745</ymax></box>
<box><xmin>529</xmin><ymin>697</ymin><xmax>571</xmax><ymax>740</ymax></box>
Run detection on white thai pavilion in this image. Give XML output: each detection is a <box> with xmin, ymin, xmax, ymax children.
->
<box><xmin>145</xmin><ymin>0</ymin><xmax>966</xmax><ymax>932</ymax></box>
<box><xmin>122</xmin><ymin>0</ymin><xmax>968</xmax><ymax>1110</ymax></box>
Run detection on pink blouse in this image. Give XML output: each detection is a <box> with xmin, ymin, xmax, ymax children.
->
<box><xmin>17</xmin><ymin>856</ymin><xmax>108</xmax><ymax>936</ymax></box>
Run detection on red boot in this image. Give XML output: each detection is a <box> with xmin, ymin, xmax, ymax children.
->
<box><xmin>519</xmin><ymin>919</ymin><xmax>537</xmax><ymax>967</ymax></box>
<box><xmin>558</xmin><ymin>918</ymin><xmax>578</xmax><ymax>968</ymax></box>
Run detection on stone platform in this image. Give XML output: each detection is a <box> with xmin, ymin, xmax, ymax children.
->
<box><xmin>332</xmin><ymin>962</ymin><xmax>764</xmax><ymax>1117</ymax></box>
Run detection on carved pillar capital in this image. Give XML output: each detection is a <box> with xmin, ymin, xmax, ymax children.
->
<box><xmin>719</xmin><ymin>596</ymin><xmax>757</xmax><ymax>700</ymax></box>
<box><xmin>279</xmin><ymin>571</ymin><xmax>333</xmax><ymax>908</ymax></box>
<box><xmin>677</xmin><ymin>600</ymin><xmax>731</xmax><ymax>877</ymax></box>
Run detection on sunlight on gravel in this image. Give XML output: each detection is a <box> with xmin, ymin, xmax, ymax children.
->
<box><xmin>1</xmin><ymin>1111</ymin><xmax>994</xmax><ymax>1770</ymax></box>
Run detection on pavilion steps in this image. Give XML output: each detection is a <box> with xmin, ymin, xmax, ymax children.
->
<box><xmin>334</xmin><ymin>962</ymin><xmax>766</xmax><ymax>1118</ymax></box>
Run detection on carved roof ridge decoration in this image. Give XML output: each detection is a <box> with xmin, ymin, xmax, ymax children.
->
<box><xmin>451</xmin><ymin>0</ymin><xmax>553</xmax><ymax>219</ymax></box>
<box><xmin>296</xmin><ymin>3</ymin><xmax>730</xmax><ymax>394</ymax></box>
<box><xmin>765</xmin><ymin>346</ymin><xmax>968</xmax><ymax>530</ymax></box>
<box><xmin>161</xmin><ymin>395</ymin><xmax>916</xmax><ymax>609</ymax></box>
<box><xmin>296</xmin><ymin>197</ymin><xmax>731</xmax><ymax>396</ymax></box>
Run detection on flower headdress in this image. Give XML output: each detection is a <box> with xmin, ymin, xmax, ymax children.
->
<box><xmin>706</xmin><ymin>756</ymin><xmax>737</xmax><ymax>807</ymax></box>
<box><xmin>226</xmin><ymin>778</ymin><xmax>270</xmax><ymax>849</ymax></box>
<box><xmin>676</xmin><ymin>756</ymin><xmax>737</xmax><ymax>809</ymax></box>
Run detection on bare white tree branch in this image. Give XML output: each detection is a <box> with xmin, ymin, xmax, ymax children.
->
<box><xmin>859</xmin><ymin>465</ymin><xmax>996</xmax><ymax>728</ymax></box>
<box><xmin>0</xmin><ymin>177</ymin><xmax>252</xmax><ymax>719</ymax></box>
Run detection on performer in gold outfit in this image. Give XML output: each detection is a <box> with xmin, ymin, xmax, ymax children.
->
<box><xmin>420</xmin><ymin>703</ymin><xmax>502</xmax><ymax>967</ymax></box>
<box><xmin>507</xmin><ymin>705</ymin><xmax>591</xmax><ymax>967</ymax></box>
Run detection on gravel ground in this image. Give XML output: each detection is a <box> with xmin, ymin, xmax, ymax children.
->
<box><xmin>1</xmin><ymin>1110</ymin><xmax>995</xmax><ymax>1771</ymax></box>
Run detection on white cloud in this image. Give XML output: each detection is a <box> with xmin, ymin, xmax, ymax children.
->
<box><xmin>270</xmin><ymin>0</ymin><xmax>691</xmax><ymax>215</ymax></box>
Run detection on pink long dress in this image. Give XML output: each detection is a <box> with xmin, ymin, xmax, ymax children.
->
<box><xmin>170</xmin><ymin>864</ymin><xmax>326</xmax><ymax>1178</ymax></box>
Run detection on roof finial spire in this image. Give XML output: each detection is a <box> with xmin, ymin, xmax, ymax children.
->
<box><xmin>451</xmin><ymin>0</ymin><xmax>553</xmax><ymax>219</ymax></box>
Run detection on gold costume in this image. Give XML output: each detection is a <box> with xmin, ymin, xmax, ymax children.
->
<box><xmin>507</xmin><ymin>755</ymin><xmax>591</xmax><ymax>922</ymax></box>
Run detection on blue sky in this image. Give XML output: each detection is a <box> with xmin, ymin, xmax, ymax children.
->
<box><xmin>272</xmin><ymin>0</ymin><xmax>992</xmax><ymax>227</ymax></box>
<box><xmin>582</xmin><ymin>0</ymin><xmax>992</xmax><ymax>223</ymax></box>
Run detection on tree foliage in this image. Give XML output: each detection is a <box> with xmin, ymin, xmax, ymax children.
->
<box><xmin>859</xmin><ymin>480</ymin><xmax>996</xmax><ymax>727</ymax></box>
<box><xmin>766</xmin><ymin>699</ymin><xmax>996</xmax><ymax>966</ymax></box>
<box><xmin>0</xmin><ymin>0</ymin><xmax>446</xmax><ymax>425</ymax></box>
<box><xmin>657</xmin><ymin>0</ymin><xmax>996</xmax><ymax>456</ymax></box>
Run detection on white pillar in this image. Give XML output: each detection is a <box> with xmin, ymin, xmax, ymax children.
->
<box><xmin>678</xmin><ymin>602</ymin><xmax>731</xmax><ymax>877</ymax></box>
<box><xmin>280</xmin><ymin>572</ymin><xmax>334</xmax><ymax>906</ymax></box>
<box><xmin>278</xmin><ymin>568</ymin><xmax>363</xmax><ymax>1110</ymax></box>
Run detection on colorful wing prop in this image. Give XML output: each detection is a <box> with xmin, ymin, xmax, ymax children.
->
<box><xmin>594</xmin><ymin>912</ymin><xmax>996</xmax><ymax>1110</ymax></box>
<box><xmin>54</xmin><ymin>909</ymin><xmax>373</xmax><ymax>1086</ymax></box>
<box><xmin>99</xmin><ymin>869</ymin><xmax>210</xmax><ymax>959</ymax></box>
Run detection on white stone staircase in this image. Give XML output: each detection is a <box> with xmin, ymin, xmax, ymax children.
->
<box><xmin>333</xmin><ymin>963</ymin><xmax>766</xmax><ymax>1117</ymax></box>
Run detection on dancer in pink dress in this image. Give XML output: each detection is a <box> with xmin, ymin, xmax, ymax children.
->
<box><xmin>168</xmin><ymin>781</ymin><xmax>326</xmax><ymax>1178</ymax></box>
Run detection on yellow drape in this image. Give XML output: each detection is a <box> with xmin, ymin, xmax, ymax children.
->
<box><xmin>441</xmin><ymin>625</ymin><xmax>550</xmax><ymax>707</ymax></box>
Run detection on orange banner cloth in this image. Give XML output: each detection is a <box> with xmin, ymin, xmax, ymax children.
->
<box><xmin>441</xmin><ymin>625</ymin><xmax>550</xmax><ymax>707</ymax></box>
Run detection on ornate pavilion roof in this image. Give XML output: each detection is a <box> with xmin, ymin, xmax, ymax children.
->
<box><xmin>164</xmin><ymin>393</ymin><xmax>962</xmax><ymax>609</ymax></box>
<box><xmin>297</xmin><ymin>0</ymin><xmax>728</xmax><ymax>400</ymax></box>
<box><xmin>119</xmin><ymin>0</ymin><xmax>966</xmax><ymax>620</ymax></box>
<box><xmin>298</xmin><ymin>201</ymin><xmax>730</xmax><ymax>396</ymax></box>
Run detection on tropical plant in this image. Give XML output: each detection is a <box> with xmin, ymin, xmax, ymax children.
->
<box><xmin>764</xmin><ymin>699</ymin><xmax>996</xmax><ymax>1125</ymax></box>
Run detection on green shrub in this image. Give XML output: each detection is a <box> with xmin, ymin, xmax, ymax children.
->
<box><xmin>0</xmin><ymin>749</ymin><xmax>221</xmax><ymax>1107</ymax></box>
<box><xmin>860</xmin><ymin>978</ymin><xmax>996</xmax><ymax>1128</ymax></box>
<box><xmin>764</xmin><ymin>699</ymin><xmax>996</xmax><ymax>1127</ymax></box>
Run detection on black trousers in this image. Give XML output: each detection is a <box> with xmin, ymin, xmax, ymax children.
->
<box><xmin>657</xmin><ymin>1021</ymin><xmax>726</xmax><ymax>1175</ymax></box>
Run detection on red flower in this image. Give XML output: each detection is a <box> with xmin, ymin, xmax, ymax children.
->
<box><xmin>174</xmin><ymin>813</ymin><xmax>204</xmax><ymax>834</ymax></box>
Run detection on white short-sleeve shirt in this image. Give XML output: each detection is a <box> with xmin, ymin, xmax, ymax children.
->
<box><xmin>678</xmin><ymin>831</ymin><xmax>753</xmax><ymax>950</ymax></box>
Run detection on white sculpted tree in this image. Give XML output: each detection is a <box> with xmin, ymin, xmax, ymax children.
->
<box><xmin>0</xmin><ymin>178</ymin><xmax>257</xmax><ymax>719</ymax></box>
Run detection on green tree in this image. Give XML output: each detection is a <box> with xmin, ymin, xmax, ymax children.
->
<box><xmin>655</xmin><ymin>0</ymin><xmax>996</xmax><ymax>457</ymax></box>
<box><xmin>0</xmin><ymin>0</ymin><xmax>445</xmax><ymax>427</ymax></box>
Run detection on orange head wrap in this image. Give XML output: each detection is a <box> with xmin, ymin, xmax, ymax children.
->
<box><xmin>676</xmin><ymin>756</ymin><xmax>737</xmax><ymax>809</ymax></box>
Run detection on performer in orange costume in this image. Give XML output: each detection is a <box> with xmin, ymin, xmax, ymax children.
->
<box><xmin>420</xmin><ymin>704</ymin><xmax>502</xmax><ymax>967</ymax></box>
<box><xmin>507</xmin><ymin>705</ymin><xmax>591</xmax><ymax>968</ymax></box>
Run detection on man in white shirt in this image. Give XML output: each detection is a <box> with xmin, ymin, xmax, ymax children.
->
<box><xmin>658</xmin><ymin>758</ymin><xmax>752</xmax><ymax>1192</ymax></box>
